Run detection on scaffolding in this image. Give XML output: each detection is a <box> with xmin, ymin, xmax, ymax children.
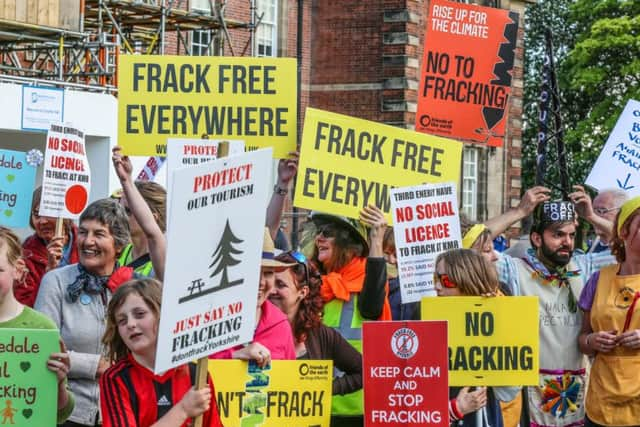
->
<box><xmin>0</xmin><ymin>0</ymin><xmax>252</xmax><ymax>92</ymax></box>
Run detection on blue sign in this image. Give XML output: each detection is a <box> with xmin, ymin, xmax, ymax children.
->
<box><xmin>0</xmin><ymin>150</ymin><xmax>37</xmax><ymax>228</ymax></box>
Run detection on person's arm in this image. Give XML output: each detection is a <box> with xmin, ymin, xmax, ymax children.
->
<box><xmin>358</xmin><ymin>205</ymin><xmax>388</xmax><ymax>319</ymax></box>
<box><xmin>483</xmin><ymin>186</ymin><xmax>551</xmax><ymax>238</ymax></box>
<box><xmin>112</xmin><ymin>147</ymin><xmax>166</xmax><ymax>281</ymax></box>
<box><xmin>266</xmin><ymin>151</ymin><xmax>298</xmax><ymax>240</ymax></box>
<box><xmin>325</xmin><ymin>327</ymin><xmax>362</xmax><ymax>395</ymax></box>
<box><xmin>569</xmin><ymin>185</ymin><xmax>614</xmax><ymax>243</ymax></box>
<box><xmin>100</xmin><ymin>367</ymin><xmax>138</xmax><ymax>427</ymax></box>
<box><xmin>47</xmin><ymin>340</ymin><xmax>75</xmax><ymax>423</ymax></box>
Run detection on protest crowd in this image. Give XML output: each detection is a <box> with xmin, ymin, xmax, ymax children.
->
<box><xmin>2</xmin><ymin>134</ymin><xmax>640</xmax><ymax>427</ymax></box>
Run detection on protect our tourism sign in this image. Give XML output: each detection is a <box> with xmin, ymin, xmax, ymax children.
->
<box><xmin>295</xmin><ymin>108</ymin><xmax>462</xmax><ymax>222</ymax></box>
<box><xmin>421</xmin><ymin>296</ymin><xmax>539</xmax><ymax>386</ymax></box>
<box><xmin>586</xmin><ymin>99</ymin><xmax>640</xmax><ymax>196</ymax></box>
<box><xmin>209</xmin><ymin>360</ymin><xmax>332</xmax><ymax>427</ymax></box>
<box><xmin>117</xmin><ymin>55</ymin><xmax>296</xmax><ymax>158</ymax></box>
<box><xmin>154</xmin><ymin>148</ymin><xmax>272</xmax><ymax>373</ymax></box>
<box><xmin>39</xmin><ymin>123</ymin><xmax>91</xmax><ymax>219</ymax></box>
<box><xmin>391</xmin><ymin>182</ymin><xmax>462</xmax><ymax>303</ymax></box>
<box><xmin>0</xmin><ymin>329</ymin><xmax>59</xmax><ymax>427</ymax></box>
<box><xmin>363</xmin><ymin>321</ymin><xmax>448</xmax><ymax>427</ymax></box>
<box><xmin>416</xmin><ymin>0</ymin><xmax>519</xmax><ymax>147</ymax></box>
<box><xmin>0</xmin><ymin>149</ymin><xmax>37</xmax><ymax>228</ymax></box>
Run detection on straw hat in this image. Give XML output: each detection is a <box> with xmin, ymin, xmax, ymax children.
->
<box><xmin>261</xmin><ymin>227</ymin><xmax>296</xmax><ymax>270</ymax></box>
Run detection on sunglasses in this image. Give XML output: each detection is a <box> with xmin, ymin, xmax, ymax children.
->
<box><xmin>434</xmin><ymin>272</ymin><xmax>457</xmax><ymax>289</ymax></box>
<box><xmin>286</xmin><ymin>250</ymin><xmax>310</xmax><ymax>286</ymax></box>
<box><xmin>593</xmin><ymin>206</ymin><xmax>620</xmax><ymax>216</ymax></box>
<box><xmin>316</xmin><ymin>224</ymin><xmax>337</xmax><ymax>238</ymax></box>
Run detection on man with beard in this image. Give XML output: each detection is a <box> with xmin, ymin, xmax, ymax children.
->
<box><xmin>496</xmin><ymin>200</ymin><xmax>615</xmax><ymax>427</ymax></box>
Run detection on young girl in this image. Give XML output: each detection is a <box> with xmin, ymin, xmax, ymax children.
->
<box><xmin>100</xmin><ymin>278</ymin><xmax>223</xmax><ymax>427</ymax></box>
<box><xmin>0</xmin><ymin>226</ymin><xmax>74</xmax><ymax>423</ymax></box>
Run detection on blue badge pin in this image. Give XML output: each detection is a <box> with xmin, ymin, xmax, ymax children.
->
<box><xmin>80</xmin><ymin>293</ymin><xmax>92</xmax><ymax>305</ymax></box>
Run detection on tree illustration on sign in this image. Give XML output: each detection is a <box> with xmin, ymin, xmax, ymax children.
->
<box><xmin>209</xmin><ymin>219</ymin><xmax>244</xmax><ymax>290</ymax></box>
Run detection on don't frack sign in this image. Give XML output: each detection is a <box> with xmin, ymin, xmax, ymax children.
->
<box><xmin>294</xmin><ymin>108</ymin><xmax>462</xmax><ymax>221</ymax></box>
<box><xmin>421</xmin><ymin>296</ymin><xmax>539</xmax><ymax>386</ymax></box>
<box><xmin>363</xmin><ymin>321</ymin><xmax>449</xmax><ymax>427</ymax></box>
<box><xmin>118</xmin><ymin>56</ymin><xmax>297</xmax><ymax>158</ymax></box>
<box><xmin>40</xmin><ymin>123</ymin><xmax>91</xmax><ymax>219</ymax></box>
<box><xmin>391</xmin><ymin>182</ymin><xmax>462</xmax><ymax>303</ymax></box>
<box><xmin>154</xmin><ymin>148</ymin><xmax>272</xmax><ymax>373</ymax></box>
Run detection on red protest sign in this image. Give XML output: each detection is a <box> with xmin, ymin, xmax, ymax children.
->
<box><xmin>363</xmin><ymin>321</ymin><xmax>449</xmax><ymax>427</ymax></box>
<box><xmin>416</xmin><ymin>0</ymin><xmax>519</xmax><ymax>147</ymax></box>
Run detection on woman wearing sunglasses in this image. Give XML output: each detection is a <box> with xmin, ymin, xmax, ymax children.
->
<box><xmin>434</xmin><ymin>249</ymin><xmax>505</xmax><ymax>427</ymax></box>
<box><xmin>578</xmin><ymin>197</ymin><xmax>640</xmax><ymax>427</ymax></box>
<box><xmin>307</xmin><ymin>205</ymin><xmax>391</xmax><ymax>426</ymax></box>
<box><xmin>270</xmin><ymin>250</ymin><xmax>363</xmax><ymax>426</ymax></box>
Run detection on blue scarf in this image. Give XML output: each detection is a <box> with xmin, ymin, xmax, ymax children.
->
<box><xmin>66</xmin><ymin>264</ymin><xmax>113</xmax><ymax>303</ymax></box>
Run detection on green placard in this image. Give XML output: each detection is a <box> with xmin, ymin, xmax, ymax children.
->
<box><xmin>0</xmin><ymin>329</ymin><xmax>58</xmax><ymax>426</ymax></box>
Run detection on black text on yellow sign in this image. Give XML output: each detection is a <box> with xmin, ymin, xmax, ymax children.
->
<box><xmin>421</xmin><ymin>296</ymin><xmax>539</xmax><ymax>386</ymax></box>
<box><xmin>118</xmin><ymin>56</ymin><xmax>297</xmax><ymax>158</ymax></box>
<box><xmin>294</xmin><ymin>108</ymin><xmax>462</xmax><ymax>221</ymax></box>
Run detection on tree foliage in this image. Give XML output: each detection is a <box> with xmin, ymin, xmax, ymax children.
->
<box><xmin>522</xmin><ymin>0</ymin><xmax>640</xmax><ymax>194</ymax></box>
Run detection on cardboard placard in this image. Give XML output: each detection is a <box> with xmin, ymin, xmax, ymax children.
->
<box><xmin>0</xmin><ymin>329</ymin><xmax>59</xmax><ymax>427</ymax></box>
<box><xmin>421</xmin><ymin>296</ymin><xmax>539</xmax><ymax>386</ymax></box>
<box><xmin>294</xmin><ymin>108</ymin><xmax>462</xmax><ymax>221</ymax></box>
<box><xmin>363</xmin><ymin>321</ymin><xmax>449</xmax><ymax>427</ymax></box>
<box><xmin>416</xmin><ymin>0</ymin><xmax>519</xmax><ymax>147</ymax></box>
<box><xmin>586</xmin><ymin>99</ymin><xmax>640</xmax><ymax>196</ymax></box>
<box><xmin>209</xmin><ymin>360</ymin><xmax>332</xmax><ymax>427</ymax></box>
<box><xmin>0</xmin><ymin>150</ymin><xmax>37</xmax><ymax>228</ymax></box>
<box><xmin>154</xmin><ymin>149</ymin><xmax>272</xmax><ymax>373</ymax></box>
<box><xmin>39</xmin><ymin>123</ymin><xmax>91</xmax><ymax>219</ymax></box>
<box><xmin>118</xmin><ymin>56</ymin><xmax>297</xmax><ymax>158</ymax></box>
<box><xmin>391</xmin><ymin>182</ymin><xmax>462</xmax><ymax>302</ymax></box>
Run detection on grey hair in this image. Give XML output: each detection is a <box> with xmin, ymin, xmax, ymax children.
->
<box><xmin>595</xmin><ymin>188</ymin><xmax>628</xmax><ymax>207</ymax></box>
<box><xmin>79</xmin><ymin>199</ymin><xmax>131</xmax><ymax>251</ymax></box>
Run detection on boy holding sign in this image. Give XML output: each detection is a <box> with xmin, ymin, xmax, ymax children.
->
<box><xmin>0</xmin><ymin>226</ymin><xmax>74</xmax><ymax>424</ymax></box>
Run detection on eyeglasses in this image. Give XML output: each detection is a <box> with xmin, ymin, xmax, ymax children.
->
<box><xmin>593</xmin><ymin>206</ymin><xmax>620</xmax><ymax>216</ymax></box>
<box><xmin>286</xmin><ymin>250</ymin><xmax>310</xmax><ymax>286</ymax></box>
<box><xmin>316</xmin><ymin>224</ymin><xmax>337</xmax><ymax>238</ymax></box>
<box><xmin>433</xmin><ymin>272</ymin><xmax>457</xmax><ymax>289</ymax></box>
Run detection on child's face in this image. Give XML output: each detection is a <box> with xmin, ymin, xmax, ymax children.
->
<box><xmin>115</xmin><ymin>293</ymin><xmax>158</xmax><ymax>358</ymax></box>
<box><xmin>0</xmin><ymin>246</ymin><xmax>21</xmax><ymax>301</ymax></box>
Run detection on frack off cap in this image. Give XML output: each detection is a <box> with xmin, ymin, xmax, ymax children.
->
<box><xmin>534</xmin><ymin>200</ymin><xmax>576</xmax><ymax>226</ymax></box>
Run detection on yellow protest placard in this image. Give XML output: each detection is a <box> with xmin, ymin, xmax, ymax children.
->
<box><xmin>294</xmin><ymin>108</ymin><xmax>462</xmax><ymax>221</ymax></box>
<box><xmin>209</xmin><ymin>360</ymin><xmax>333</xmax><ymax>427</ymax></box>
<box><xmin>421</xmin><ymin>296</ymin><xmax>539</xmax><ymax>386</ymax></box>
<box><xmin>118</xmin><ymin>55</ymin><xmax>297</xmax><ymax>158</ymax></box>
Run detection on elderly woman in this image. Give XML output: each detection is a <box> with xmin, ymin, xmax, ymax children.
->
<box><xmin>270</xmin><ymin>250</ymin><xmax>363</xmax><ymax>425</ymax></box>
<box><xmin>19</xmin><ymin>186</ymin><xmax>79</xmax><ymax>306</ymax></box>
<box><xmin>34</xmin><ymin>199</ymin><xmax>136</xmax><ymax>427</ymax></box>
<box><xmin>578</xmin><ymin>196</ymin><xmax>640</xmax><ymax>427</ymax></box>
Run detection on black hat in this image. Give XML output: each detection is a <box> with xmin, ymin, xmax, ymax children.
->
<box><xmin>534</xmin><ymin>201</ymin><xmax>576</xmax><ymax>227</ymax></box>
<box><xmin>309</xmin><ymin>211</ymin><xmax>369</xmax><ymax>255</ymax></box>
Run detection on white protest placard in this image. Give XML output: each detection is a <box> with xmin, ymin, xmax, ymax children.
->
<box><xmin>586</xmin><ymin>99</ymin><xmax>640</xmax><ymax>196</ymax></box>
<box><xmin>390</xmin><ymin>182</ymin><xmax>462</xmax><ymax>303</ymax></box>
<box><xmin>39</xmin><ymin>123</ymin><xmax>91</xmax><ymax>219</ymax></box>
<box><xmin>166</xmin><ymin>138</ymin><xmax>245</xmax><ymax>172</ymax></box>
<box><xmin>155</xmin><ymin>148</ymin><xmax>272</xmax><ymax>373</ymax></box>
<box><xmin>21</xmin><ymin>85</ymin><xmax>64</xmax><ymax>131</ymax></box>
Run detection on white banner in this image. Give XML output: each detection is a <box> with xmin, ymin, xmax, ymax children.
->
<box><xmin>155</xmin><ymin>148</ymin><xmax>272</xmax><ymax>373</ymax></box>
<box><xmin>390</xmin><ymin>182</ymin><xmax>462</xmax><ymax>303</ymax></box>
<box><xmin>39</xmin><ymin>123</ymin><xmax>91</xmax><ymax>219</ymax></box>
<box><xmin>21</xmin><ymin>86</ymin><xmax>64</xmax><ymax>131</ymax></box>
<box><xmin>586</xmin><ymin>99</ymin><xmax>640</xmax><ymax>196</ymax></box>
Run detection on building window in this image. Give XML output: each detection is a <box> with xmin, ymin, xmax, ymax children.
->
<box><xmin>192</xmin><ymin>30</ymin><xmax>212</xmax><ymax>56</ymax></box>
<box><xmin>256</xmin><ymin>0</ymin><xmax>277</xmax><ymax>57</ymax></box>
<box><xmin>462</xmin><ymin>147</ymin><xmax>479</xmax><ymax>220</ymax></box>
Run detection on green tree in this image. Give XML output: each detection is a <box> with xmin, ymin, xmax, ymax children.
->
<box><xmin>522</xmin><ymin>0</ymin><xmax>640</xmax><ymax>192</ymax></box>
